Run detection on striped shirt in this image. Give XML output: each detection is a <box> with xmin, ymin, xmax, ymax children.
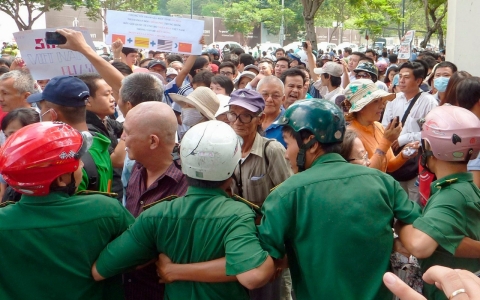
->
<box><xmin>124</xmin><ymin>162</ymin><xmax>188</xmax><ymax>300</ymax></box>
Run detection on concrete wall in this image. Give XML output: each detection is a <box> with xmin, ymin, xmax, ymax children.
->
<box><xmin>45</xmin><ymin>6</ymin><xmax>104</xmax><ymax>42</ymax></box>
<box><xmin>446</xmin><ymin>0</ymin><xmax>480</xmax><ymax>76</ymax></box>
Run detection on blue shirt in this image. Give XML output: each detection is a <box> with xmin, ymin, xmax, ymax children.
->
<box><xmin>265</xmin><ymin>107</ymin><xmax>286</xmax><ymax>147</ymax></box>
<box><xmin>163</xmin><ymin>81</ymin><xmax>179</xmax><ymax>106</ymax></box>
<box><xmin>121</xmin><ymin>155</ymin><xmax>136</xmax><ymax>206</ymax></box>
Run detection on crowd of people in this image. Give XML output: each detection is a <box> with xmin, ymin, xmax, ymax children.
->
<box><xmin>0</xmin><ymin>27</ymin><xmax>479</xmax><ymax>300</ymax></box>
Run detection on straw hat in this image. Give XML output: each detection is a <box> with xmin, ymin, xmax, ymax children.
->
<box><xmin>344</xmin><ymin>79</ymin><xmax>396</xmax><ymax>113</ymax></box>
<box><xmin>169</xmin><ymin>87</ymin><xmax>220</xmax><ymax>120</ymax></box>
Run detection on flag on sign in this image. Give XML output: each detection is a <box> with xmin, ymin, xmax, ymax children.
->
<box><xmin>178</xmin><ymin>42</ymin><xmax>192</xmax><ymax>53</ymax></box>
<box><xmin>111</xmin><ymin>34</ymin><xmax>126</xmax><ymax>44</ymax></box>
<box><xmin>134</xmin><ymin>37</ymin><xmax>149</xmax><ymax>48</ymax></box>
<box><xmin>157</xmin><ymin>40</ymin><xmax>173</xmax><ymax>51</ymax></box>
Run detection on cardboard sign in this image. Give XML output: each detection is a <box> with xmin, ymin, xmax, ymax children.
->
<box><xmin>13</xmin><ymin>27</ymin><xmax>96</xmax><ymax>80</ymax></box>
<box><xmin>106</xmin><ymin>10</ymin><xmax>204</xmax><ymax>55</ymax></box>
<box><xmin>398</xmin><ymin>30</ymin><xmax>415</xmax><ymax>60</ymax></box>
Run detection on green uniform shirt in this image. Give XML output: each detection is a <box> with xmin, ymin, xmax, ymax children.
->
<box><xmin>96</xmin><ymin>186</ymin><xmax>269</xmax><ymax>300</ymax></box>
<box><xmin>78</xmin><ymin>132</ymin><xmax>113</xmax><ymax>193</ymax></box>
<box><xmin>0</xmin><ymin>192</ymin><xmax>135</xmax><ymax>300</ymax></box>
<box><xmin>257</xmin><ymin>153</ymin><xmax>422</xmax><ymax>300</ymax></box>
<box><xmin>413</xmin><ymin>172</ymin><xmax>480</xmax><ymax>300</ymax></box>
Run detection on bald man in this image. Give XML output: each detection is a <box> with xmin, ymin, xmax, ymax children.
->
<box><xmin>121</xmin><ymin>101</ymin><xmax>188</xmax><ymax>300</ymax></box>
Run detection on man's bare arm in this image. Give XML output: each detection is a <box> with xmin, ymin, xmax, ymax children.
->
<box><xmin>57</xmin><ymin>28</ymin><xmax>124</xmax><ymax>94</ymax></box>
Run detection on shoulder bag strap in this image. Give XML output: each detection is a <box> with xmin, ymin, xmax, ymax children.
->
<box><xmin>400</xmin><ymin>92</ymin><xmax>422</xmax><ymax>125</ymax></box>
<box><xmin>263</xmin><ymin>139</ymin><xmax>274</xmax><ymax>168</ymax></box>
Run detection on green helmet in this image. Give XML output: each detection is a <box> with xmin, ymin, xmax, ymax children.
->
<box><xmin>354</xmin><ymin>61</ymin><xmax>379</xmax><ymax>77</ymax></box>
<box><xmin>278</xmin><ymin>99</ymin><xmax>346</xmax><ymax>144</ymax></box>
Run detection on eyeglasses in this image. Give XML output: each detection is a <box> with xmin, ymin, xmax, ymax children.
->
<box><xmin>261</xmin><ymin>93</ymin><xmax>283</xmax><ymax>101</ymax></box>
<box><xmin>227</xmin><ymin>112</ymin><xmax>259</xmax><ymax>124</ymax></box>
<box><xmin>220</xmin><ymin>71</ymin><xmax>233</xmax><ymax>76</ymax></box>
<box><xmin>348</xmin><ymin>151</ymin><xmax>369</xmax><ymax>164</ymax></box>
<box><xmin>355</xmin><ymin>73</ymin><xmax>371</xmax><ymax>79</ymax></box>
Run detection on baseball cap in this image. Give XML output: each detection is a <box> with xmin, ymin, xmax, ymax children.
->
<box><xmin>244</xmin><ymin>64</ymin><xmax>259</xmax><ymax>73</ymax></box>
<box><xmin>234</xmin><ymin>71</ymin><xmax>256</xmax><ymax>89</ymax></box>
<box><xmin>215</xmin><ymin>94</ymin><xmax>231</xmax><ymax>117</ymax></box>
<box><xmin>314</xmin><ymin>62</ymin><xmax>343</xmax><ymax>77</ymax></box>
<box><xmin>147</xmin><ymin>60</ymin><xmax>166</xmax><ymax>70</ymax></box>
<box><xmin>228</xmin><ymin>89</ymin><xmax>265</xmax><ymax>113</ymax></box>
<box><xmin>27</xmin><ymin>76</ymin><xmax>89</xmax><ymax>107</ymax></box>
<box><xmin>166</xmin><ymin>67</ymin><xmax>178</xmax><ymax>77</ymax></box>
<box><xmin>210</xmin><ymin>63</ymin><xmax>219</xmax><ymax>73</ymax></box>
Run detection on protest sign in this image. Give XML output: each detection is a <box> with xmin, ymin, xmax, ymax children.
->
<box><xmin>13</xmin><ymin>28</ymin><xmax>96</xmax><ymax>80</ymax></box>
<box><xmin>398</xmin><ymin>30</ymin><xmax>415</xmax><ymax>60</ymax></box>
<box><xmin>106</xmin><ymin>10</ymin><xmax>204</xmax><ymax>55</ymax></box>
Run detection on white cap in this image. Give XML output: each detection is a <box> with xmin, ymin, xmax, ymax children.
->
<box><xmin>314</xmin><ymin>61</ymin><xmax>343</xmax><ymax>77</ymax></box>
<box><xmin>215</xmin><ymin>94</ymin><xmax>231</xmax><ymax>117</ymax></box>
<box><xmin>166</xmin><ymin>67</ymin><xmax>178</xmax><ymax>76</ymax></box>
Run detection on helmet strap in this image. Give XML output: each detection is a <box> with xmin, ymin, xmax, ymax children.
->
<box><xmin>232</xmin><ymin>160</ymin><xmax>243</xmax><ymax>197</ymax></box>
<box><xmin>465</xmin><ymin>148</ymin><xmax>473</xmax><ymax>161</ymax></box>
<box><xmin>296</xmin><ymin>138</ymin><xmax>317</xmax><ymax>172</ymax></box>
<box><xmin>420</xmin><ymin>150</ymin><xmax>434</xmax><ymax>174</ymax></box>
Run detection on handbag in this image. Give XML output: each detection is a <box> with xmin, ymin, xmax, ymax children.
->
<box><xmin>388</xmin><ymin>92</ymin><xmax>422</xmax><ymax>181</ymax></box>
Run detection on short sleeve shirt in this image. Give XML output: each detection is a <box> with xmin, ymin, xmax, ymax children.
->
<box><xmin>257</xmin><ymin>154</ymin><xmax>422</xmax><ymax>299</ymax></box>
<box><xmin>413</xmin><ymin>173</ymin><xmax>480</xmax><ymax>299</ymax></box>
<box><xmin>96</xmin><ymin>187</ymin><xmax>268</xmax><ymax>300</ymax></box>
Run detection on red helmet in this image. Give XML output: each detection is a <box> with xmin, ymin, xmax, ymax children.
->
<box><xmin>422</xmin><ymin>105</ymin><xmax>480</xmax><ymax>162</ymax></box>
<box><xmin>0</xmin><ymin>122</ymin><xmax>90</xmax><ymax>196</ymax></box>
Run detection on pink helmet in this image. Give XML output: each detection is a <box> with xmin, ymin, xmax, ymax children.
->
<box><xmin>375</xmin><ymin>60</ymin><xmax>388</xmax><ymax>72</ymax></box>
<box><xmin>422</xmin><ymin>105</ymin><xmax>480</xmax><ymax>162</ymax></box>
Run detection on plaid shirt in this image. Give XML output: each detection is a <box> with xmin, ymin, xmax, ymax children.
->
<box><xmin>124</xmin><ymin>162</ymin><xmax>188</xmax><ymax>300</ymax></box>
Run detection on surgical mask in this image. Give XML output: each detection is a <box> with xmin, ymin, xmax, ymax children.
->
<box><xmin>434</xmin><ymin>77</ymin><xmax>450</xmax><ymax>93</ymax></box>
<box><xmin>182</xmin><ymin>108</ymin><xmax>207</xmax><ymax>127</ymax></box>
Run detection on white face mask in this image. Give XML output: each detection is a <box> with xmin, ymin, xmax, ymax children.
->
<box><xmin>181</xmin><ymin>108</ymin><xmax>207</xmax><ymax>127</ymax></box>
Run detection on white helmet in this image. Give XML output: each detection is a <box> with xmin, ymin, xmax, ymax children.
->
<box><xmin>180</xmin><ymin>120</ymin><xmax>242</xmax><ymax>181</ymax></box>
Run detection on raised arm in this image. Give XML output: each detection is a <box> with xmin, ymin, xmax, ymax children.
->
<box><xmin>57</xmin><ymin>28</ymin><xmax>124</xmax><ymax>94</ymax></box>
<box><xmin>304</xmin><ymin>41</ymin><xmax>318</xmax><ymax>81</ymax></box>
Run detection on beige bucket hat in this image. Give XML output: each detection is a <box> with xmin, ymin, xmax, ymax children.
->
<box><xmin>169</xmin><ymin>87</ymin><xmax>220</xmax><ymax>120</ymax></box>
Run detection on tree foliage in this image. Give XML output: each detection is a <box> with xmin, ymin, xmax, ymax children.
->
<box><xmin>219</xmin><ymin>0</ymin><xmax>261</xmax><ymax>44</ymax></box>
<box><xmin>258</xmin><ymin>0</ymin><xmax>296</xmax><ymax>36</ymax></box>
<box><xmin>83</xmin><ymin>0</ymin><xmax>159</xmax><ymax>21</ymax></box>
<box><xmin>417</xmin><ymin>0</ymin><xmax>447</xmax><ymax>48</ymax></box>
<box><xmin>0</xmin><ymin>0</ymin><xmax>83</xmax><ymax>30</ymax></box>
<box><xmin>300</xmin><ymin>0</ymin><xmax>325</xmax><ymax>50</ymax></box>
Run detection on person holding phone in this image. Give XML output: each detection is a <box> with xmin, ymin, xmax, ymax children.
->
<box><xmin>344</xmin><ymin>79</ymin><xmax>419</xmax><ymax>172</ymax></box>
